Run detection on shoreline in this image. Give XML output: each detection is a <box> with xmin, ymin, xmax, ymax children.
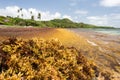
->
<box><xmin>0</xmin><ymin>27</ymin><xmax>120</xmax><ymax>80</ymax></box>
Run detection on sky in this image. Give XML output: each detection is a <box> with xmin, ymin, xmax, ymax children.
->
<box><xmin>0</xmin><ymin>0</ymin><xmax>120</xmax><ymax>27</ymax></box>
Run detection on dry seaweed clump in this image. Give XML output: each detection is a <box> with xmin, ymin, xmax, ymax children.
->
<box><xmin>0</xmin><ymin>38</ymin><xmax>96</xmax><ymax>80</ymax></box>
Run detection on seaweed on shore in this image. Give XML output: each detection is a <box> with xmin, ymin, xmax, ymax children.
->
<box><xmin>0</xmin><ymin>38</ymin><xmax>101</xmax><ymax>80</ymax></box>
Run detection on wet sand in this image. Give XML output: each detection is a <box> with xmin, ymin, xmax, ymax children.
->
<box><xmin>69</xmin><ymin>28</ymin><xmax>120</xmax><ymax>52</ymax></box>
<box><xmin>69</xmin><ymin>29</ymin><xmax>120</xmax><ymax>80</ymax></box>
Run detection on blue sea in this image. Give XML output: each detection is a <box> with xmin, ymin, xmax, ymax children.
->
<box><xmin>91</xmin><ymin>28</ymin><xmax>120</xmax><ymax>35</ymax></box>
<box><xmin>69</xmin><ymin>28</ymin><xmax>120</xmax><ymax>35</ymax></box>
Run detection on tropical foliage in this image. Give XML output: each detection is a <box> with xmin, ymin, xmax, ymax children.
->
<box><xmin>0</xmin><ymin>16</ymin><xmax>114</xmax><ymax>28</ymax></box>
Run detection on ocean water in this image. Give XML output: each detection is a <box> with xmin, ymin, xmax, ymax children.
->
<box><xmin>69</xmin><ymin>28</ymin><xmax>120</xmax><ymax>35</ymax></box>
<box><xmin>92</xmin><ymin>28</ymin><xmax>120</xmax><ymax>35</ymax></box>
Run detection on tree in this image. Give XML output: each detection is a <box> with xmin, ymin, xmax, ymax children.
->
<box><xmin>21</xmin><ymin>14</ymin><xmax>23</xmax><ymax>18</ymax></box>
<box><xmin>17</xmin><ymin>9</ymin><xmax>20</xmax><ymax>13</ymax></box>
<box><xmin>17</xmin><ymin>15</ymin><xmax>19</xmax><ymax>18</ymax></box>
<box><xmin>31</xmin><ymin>15</ymin><xmax>34</xmax><ymax>20</ymax></box>
<box><xmin>20</xmin><ymin>8</ymin><xmax>23</xmax><ymax>18</ymax></box>
<box><xmin>30</xmin><ymin>11</ymin><xmax>34</xmax><ymax>20</ymax></box>
<box><xmin>37</xmin><ymin>13</ymin><xmax>41</xmax><ymax>20</ymax></box>
<box><xmin>17</xmin><ymin>9</ymin><xmax>20</xmax><ymax>18</ymax></box>
<box><xmin>30</xmin><ymin>11</ymin><xmax>32</xmax><ymax>14</ymax></box>
<box><xmin>17</xmin><ymin>8</ymin><xmax>23</xmax><ymax>18</ymax></box>
<box><xmin>20</xmin><ymin>8</ymin><xmax>22</xmax><ymax>11</ymax></box>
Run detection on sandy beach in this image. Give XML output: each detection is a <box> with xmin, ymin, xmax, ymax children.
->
<box><xmin>0</xmin><ymin>27</ymin><xmax>120</xmax><ymax>80</ymax></box>
<box><xmin>69</xmin><ymin>29</ymin><xmax>120</xmax><ymax>80</ymax></box>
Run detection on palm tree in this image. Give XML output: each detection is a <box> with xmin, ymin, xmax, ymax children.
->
<box><xmin>38</xmin><ymin>13</ymin><xmax>41</xmax><ymax>20</ymax></box>
<box><xmin>21</xmin><ymin>14</ymin><xmax>23</xmax><ymax>18</ymax></box>
<box><xmin>30</xmin><ymin>11</ymin><xmax>34</xmax><ymax>20</ymax></box>
<box><xmin>18</xmin><ymin>9</ymin><xmax>20</xmax><ymax>13</ymax></box>
<box><xmin>20</xmin><ymin>8</ymin><xmax>22</xmax><ymax>11</ymax></box>
<box><xmin>31</xmin><ymin>15</ymin><xmax>34</xmax><ymax>20</ymax></box>
<box><xmin>17</xmin><ymin>8</ymin><xmax>23</xmax><ymax>18</ymax></box>
<box><xmin>20</xmin><ymin>8</ymin><xmax>23</xmax><ymax>18</ymax></box>
<box><xmin>17</xmin><ymin>9</ymin><xmax>20</xmax><ymax>18</ymax></box>
<box><xmin>30</xmin><ymin>11</ymin><xmax>32</xmax><ymax>14</ymax></box>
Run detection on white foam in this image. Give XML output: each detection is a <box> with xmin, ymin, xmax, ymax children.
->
<box><xmin>87</xmin><ymin>40</ymin><xmax>98</xmax><ymax>46</ymax></box>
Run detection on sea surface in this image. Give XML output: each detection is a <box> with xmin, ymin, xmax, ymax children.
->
<box><xmin>69</xmin><ymin>28</ymin><xmax>120</xmax><ymax>35</ymax></box>
<box><xmin>92</xmin><ymin>28</ymin><xmax>120</xmax><ymax>35</ymax></box>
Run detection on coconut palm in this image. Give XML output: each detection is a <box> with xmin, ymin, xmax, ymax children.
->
<box><xmin>38</xmin><ymin>13</ymin><xmax>41</xmax><ymax>20</ymax></box>
<box><xmin>20</xmin><ymin>8</ymin><xmax>22</xmax><ymax>11</ymax></box>
<box><xmin>20</xmin><ymin>8</ymin><xmax>23</xmax><ymax>18</ymax></box>
<box><xmin>17</xmin><ymin>9</ymin><xmax>20</xmax><ymax>13</ymax></box>
<box><xmin>30</xmin><ymin>11</ymin><xmax>32</xmax><ymax>14</ymax></box>
<box><xmin>30</xmin><ymin>11</ymin><xmax>34</xmax><ymax>20</ymax></box>
<box><xmin>17</xmin><ymin>8</ymin><xmax>23</xmax><ymax>18</ymax></box>
<box><xmin>31</xmin><ymin>15</ymin><xmax>34</xmax><ymax>20</ymax></box>
<box><xmin>17</xmin><ymin>9</ymin><xmax>20</xmax><ymax>18</ymax></box>
<box><xmin>21</xmin><ymin>14</ymin><xmax>23</xmax><ymax>18</ymax></box>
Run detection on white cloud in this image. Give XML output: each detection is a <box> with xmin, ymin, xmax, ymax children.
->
<box><xmin>0</xmin><ymin>6</ymin><xmax>71</xmax><ymax>21</ymax></box>
<box><xmin>63</xmin><ymin>15</ymin><xmax>72</xmax><ymax>20</ymax></box>
<box><xmin>0</xmin><ymin>6</ymin><xmax>19</xmax><ymax>17</ymax></box>
<box><xmin>40</xmin><ymin>11</ymin><xmax>61</xmax><ymax>21</ymax></box>
<box><xmin>100</xmin><ymin>0</ymin><xmax>120</xmax><ymax>7</ymax></box>
<box><xmin>87</xmin><ymin>15</ymin><xmax>108</xmax><ymax>26</ymax></box>
<box><xmin>75</xmin><ymin>10</ymin><xmax>88</xmax><ymax>15</ymax></box>
<box><xmin>87</xmin><ymin>14</ymin><xmax>120</xmax><ymax>27</ymax></box>
<box><xmin>69</xmin><ymin>0</ymin><xmax>79</xmax><ymax>6</ymax></box>
<box><xmin>110</xmin><ymin>13</ymin><xmax>120</xmax><ymax>19</ymax></box>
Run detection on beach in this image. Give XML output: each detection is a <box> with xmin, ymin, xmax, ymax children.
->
<box><xmin>69</xmin><ymin>28</ymin><xmax>120</xmax><ymax>80</ymax></box>
<box><xmin>0</xmin><ymin>27</ymin><xmax>120</xmax><ymax>80</ymax></box>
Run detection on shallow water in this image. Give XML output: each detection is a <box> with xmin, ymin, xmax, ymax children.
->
<box><xmin>69</xmin><ymin>28</ymin><xmax>120</xmax><ymax>35</ymax></box>
<box><xmin>93</xmin><ymin>28</ymin><xmax>120</xmax><ymax>35</ymax></box>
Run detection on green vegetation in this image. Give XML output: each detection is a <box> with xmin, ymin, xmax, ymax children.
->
<box><xmin>0</xmin><ymin>16</ymin><xmax>114</xmax><ymax>28</ymax></box>
<box><xmin>0</xmin><ymin>16</ymin><xmax>40</xmax><ymax>26</ymax></box>
<box><xmin>0</xmin><ymin>38</ymin><xmax>98</xmax><ymax>80</ymax></box>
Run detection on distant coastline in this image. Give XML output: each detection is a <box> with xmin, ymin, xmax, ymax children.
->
<box><xmin>0</xmin><ymin>16</ymin><xmax>114</xmax><ymax>28</ymax></box>
<box><xmin>68</xmin><ymin>28</ymin><xmax>120</xmax><ymax>35</ymax></box>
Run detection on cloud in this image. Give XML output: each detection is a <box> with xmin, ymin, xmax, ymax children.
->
<box><xmin>75</xmin><ymin>10</ymin><xmax>88</xmax><ymax>15</ymax></box>
<box><xmin>86</xmin><ymin>14</ymin><xmax>120</xmax><ymax>27</ymax></box>
<box><xmin>100</xmin><ymin>0</ymin><xmax>120</xmax><ymax>7</ymax></box>
<box><xmin>0</xmin><ymin>6</ymin><xmax>19</xmax><ymax>17</ymax></box>
<box><xmin>69</xmin><ymin>0</ymin><xmax>79</xmax><ymax>6</ymax></box>
<box><xmin>87</xmin><ymin>15</ymin><xmax>108</xmax><ymax>26</ymax></box>
<box><xmin>63</xmin><ymin>15</ymin><xmax>72</xmax><ymax>20</ymax></box>
<box><xmin>40</xmin><ymin>11</ymin><xmax>61</xmax><ymax>21</ymax></box>
<box><xmin>0</xmin><ymin>6</ymin><xmax>72</xmax><ymax>21</ymax></box>
<box><xmin>110</xmin><ymin>13</ymin><xmax>120</xmax><ymax>19</ymax></box>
